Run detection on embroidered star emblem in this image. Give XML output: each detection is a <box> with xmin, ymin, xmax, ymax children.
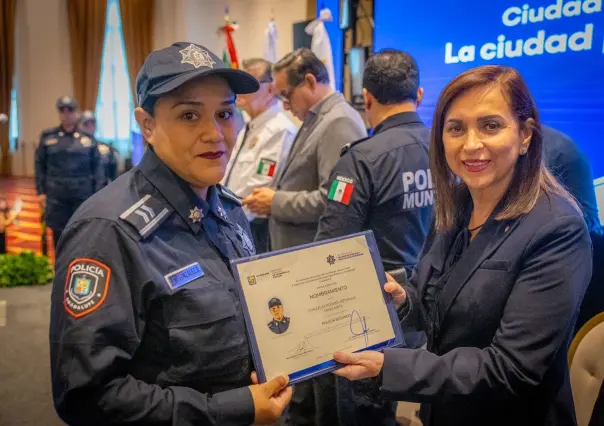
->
<box><xmin>189</xmin><ymin>207</ymin><xmax>203</xmax><ymax>223</ymax></box>
<box><xmin>179</xmin><ymin>44</ymin><xmax>216</xmax><ymax>69</ymax></box>
<box><xmin>235</xmin><ymin>224</ymin><xmax>255</xmax><ymax>255</ymax></box>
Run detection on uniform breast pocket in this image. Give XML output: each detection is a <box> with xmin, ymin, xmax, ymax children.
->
<box><xmin>164</xmin><ymin>282</ymin><xmax>249</xmax><ymax>382</ymax></box>
<box><xmin>479</xmin><ymin>259</ymin><xmax>512</xmax><ymax>271</ymax></box>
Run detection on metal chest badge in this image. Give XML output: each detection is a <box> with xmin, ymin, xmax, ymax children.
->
<box><xmin>80</xmin><ymin>136</ymin><xmax>92</xmax><ymax>147</ymax></box>
<box><xmin>189</xmin><ymin>206</ymin><xmax>203</xmax><ymax>223</ymax></box>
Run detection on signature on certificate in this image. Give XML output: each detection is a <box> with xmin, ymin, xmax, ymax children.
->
<box><xmin>289</xmin><ymin>335</ymin><xmax>317</xmax><ymax>355</ymax></box>
<box><xmin>349</xmin><ymin>310</ymin><xmax>369</xmax><ymax>347</ymax></box>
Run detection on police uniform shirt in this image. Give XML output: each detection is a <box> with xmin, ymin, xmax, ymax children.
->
<box><xmin>268</xmin><ymin>316</ymin><xmax>290</xmax><ymax>334</ymax></box>
<box><xmin>49</xmin><ymin>147</ymin><xmax>258</xmax><ymax>426</ymax></box>
<box><xmin>97</xmin><ymin>142</ymin><xmax>120</xmax><ymax>184</ymax></box>
<box><xmin>34</xmin><ymin>126</ymin><xmax>104</xmax><ymax>199</ymax></box>
<box><xmin>315</xmin><ymin>112</ymin><xmax>433</xmax><ymax>272</ymax></box>
<box><xmin>222</xmin><ymin>102</ymin><xmax>298</xmax><ymax>220</ymax></box>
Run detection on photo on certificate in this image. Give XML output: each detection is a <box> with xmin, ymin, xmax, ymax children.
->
<box><xmin>231</xmin><ymin>231</ymin><xmax>404</xmax><ymax>385</ymax></box>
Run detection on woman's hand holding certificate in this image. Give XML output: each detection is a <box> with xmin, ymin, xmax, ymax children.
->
<box><xmin>231</xmin><ymin>232</ymin><xmax>404</xmax><ymax>385</ymax></box>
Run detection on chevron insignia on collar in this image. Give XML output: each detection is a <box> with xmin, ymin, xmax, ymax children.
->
<box><xmin>119</xmin><ymin>194</ymin><xmax>173</xmax><ymax>238</ymax></box>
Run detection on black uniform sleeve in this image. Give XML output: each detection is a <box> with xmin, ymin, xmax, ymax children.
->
<box><xmin>108</xmin><ymin>149</ymin><xmax>119</xmax><ymax>181</ymax></box>
<box><xmin>91</xmin><ymin>142</ymin><xmax>105</xmax><ymax>192</ymax></box>
<box><xmin>49</xmin><ymin>219</ymin><xmax>255</xmax><ymax>426</ymax></box>
<box><xmin>315</xmin><ymin>150</ymin><xmax>372</xmax><ymax>241</ymax></box>
<box><xmin>34</xmin><ymin>133</ymin><xmax>47</xmax><ymax>195</ymax></box>
<box><xmin>552</xmin><ymin>149</ymin><xmax>601</xmax><ymax>233</ymax></box>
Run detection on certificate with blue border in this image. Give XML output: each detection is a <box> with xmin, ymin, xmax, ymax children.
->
<box><xmin>231</xmin><ymin>231</ymin><xmax>404</xmax><ymax>385</ymax></box>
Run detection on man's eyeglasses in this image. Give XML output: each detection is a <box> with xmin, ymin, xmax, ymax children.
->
<box><xmin>276</xmin><ymin>80</ymin><xmax>304</xmax><ymax>104</ymax></box>
<box><xmin>59</xmin><ymin>107</ymin><xmax>75</xmax><ymax>113</ymax></box>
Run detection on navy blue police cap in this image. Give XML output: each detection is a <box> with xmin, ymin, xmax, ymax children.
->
<box><xmin>268</xmin><ymin>298</ymin><xmax>283</xmax><ymax>308</ymax></box>
<box><xmin>56</xmin><ymin>96</ymin><xmax>77</xmax><ymax>110</ymax></box>
<box><xmin>136</xmin><ymin>42</ymin><xmax>260</xmax><ymax>113</ymax></box>
<box><xmin>80</xmin><ymin>110</ymin><xmax>96</xmax><ymax>124</ymax></box>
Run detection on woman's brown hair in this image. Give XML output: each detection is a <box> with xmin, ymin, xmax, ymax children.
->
<box><xmin>430</xmin><ymin>65</ymin><xmax>578</xmax><ymax>230</ymax></box>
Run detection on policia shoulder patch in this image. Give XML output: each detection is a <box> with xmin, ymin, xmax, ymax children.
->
<box><xmin>64</xmin><ymin>259</ymin><xmax>111</xmax><ymax>318</ymax></box>
<box><xmin>119</xmin><ymin>194</ymin><xmax>173</xmax><ymax>239</ymax></box>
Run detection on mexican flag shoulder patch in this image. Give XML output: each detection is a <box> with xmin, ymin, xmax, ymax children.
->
<box><xmin>328</xmin><ymin>176</ymin><xmax>355</xmax><ymax>205</ymax></box>
<box><xmin>257</xmin><ymin>158</ymin><xmax>276</xmax><ymax>177</ymax></box>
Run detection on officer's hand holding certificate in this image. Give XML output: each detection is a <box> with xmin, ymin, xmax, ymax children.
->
<box><xmin>231</xmin><ymin>231</ymin><xmax>404</xmax><ymax>384</ymax></box>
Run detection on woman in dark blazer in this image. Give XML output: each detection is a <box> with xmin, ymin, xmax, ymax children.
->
<box><xmin>333</xmin><ymin>65</ymin><xmax>593</xmax><ymax>426</ymax></box>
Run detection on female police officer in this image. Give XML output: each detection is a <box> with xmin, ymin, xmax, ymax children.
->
<box><xmin>49</xmin><ymin>42</ymin><xmax>292</xmax><ymax>426</ymax></box>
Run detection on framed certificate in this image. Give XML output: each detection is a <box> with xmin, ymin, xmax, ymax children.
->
<box><xmin>231</xmin><ymin>231</ymin><xmax>404</xmax><ymax>385</ymax></box>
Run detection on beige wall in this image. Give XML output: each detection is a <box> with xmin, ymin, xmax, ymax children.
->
<box><xmin>12</xmin><ymin>0</ymin><xmax>74</xmax><ymax>177</ymax></box>
<box><xmin>154</xmin><ymin>0</ymin><xmax>307</xmax><ymax>62</ymax></box>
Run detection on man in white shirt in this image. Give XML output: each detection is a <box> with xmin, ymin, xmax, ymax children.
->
<box><xmin>222</xmin><ymin>58</ymin><xmax>298</xmax><ymax>253</ymax></box>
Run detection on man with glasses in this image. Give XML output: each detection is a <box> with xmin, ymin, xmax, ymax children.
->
<box><xmin>35</xmin><ymin>96</ymin><xmax>104</xmax><ymax>248</ymax></box>
<box><xmin>243</xmin><ymin>48</ymin><xmax>366</xmax><ymax>425</ymax></box>
<box><xmin>222</xmin><ymin>58</ymin><xmax>298</xmax><ymax>253</ymax></box>
<box><xmin>243</xmin><ymin>48</ymin><xmax>366</xmax><ymax>253</ymax></box>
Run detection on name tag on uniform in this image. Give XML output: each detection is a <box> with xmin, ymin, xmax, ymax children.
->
<box><xmin>164</xmin><ymin>262</ymin><xmax>204</xmax><ymax>289</ymax></box>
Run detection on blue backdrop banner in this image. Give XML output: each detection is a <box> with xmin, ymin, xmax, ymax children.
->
<box><xmin>374</xmin><ymin>0</ymin><xmax>604</xmax><ymax>179</ymax></box>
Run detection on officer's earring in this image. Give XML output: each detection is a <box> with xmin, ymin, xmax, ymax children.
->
<box><xmin>520</xmin><ymin>147</ymin><xmax>528</xmax><ymax>155</ymax></box>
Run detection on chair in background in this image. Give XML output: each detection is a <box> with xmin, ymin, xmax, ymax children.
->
<box><xmin>569</xmin><ymin>312</ymin><xmax>604</xmax><ymax>426</ymax></box>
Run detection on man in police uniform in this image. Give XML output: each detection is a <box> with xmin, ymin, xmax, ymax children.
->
<box><xmin>314</xmin><ymin>49</ymin><xmax>433</xmax><ymax>426</ymax></box>
<box><xmin>222</xmin><ymin>58</ymin><xmax>298</xmax><ymax>253</ymax></box>
<box><xmin>49</xmin><ymin>42</ymin><xmax>292</xmax><ymax>426</ymax></box>
<box><xmin>79</xmin><ymin>110</ymin><xmax>121</xmax><ymax>187</ymax></box>
<box><xmin>267</xmin><ymin>297</ymin><xmax>290</xmax><ymax>334</ymax></box>
<box><xmin>35</xmin><ymin>96</ymin><xmax>104</xmax><ymax>248</ymax></box>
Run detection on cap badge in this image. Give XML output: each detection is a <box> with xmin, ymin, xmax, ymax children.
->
<box><xmin>189</xmin><ymin>206</ymin><xmax>204</xmax><ymax>223</ymax></box>
<box><xmin>62</xmin><ymin>96</ymin><xmax>72</xmax><ymax>104</ymax></box>
<box><xmin>180</xmin><ymin>44</ymin><xmax>216</xmax><ymax>69</ymax></box>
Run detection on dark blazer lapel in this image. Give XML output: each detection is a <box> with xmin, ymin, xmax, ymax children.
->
<box><xmin>418</xmin><ymin>227</ymin><xmax>456</xmax><ymax>295</ymax></box>
<box><xmin>434</xmin><ymin>218</ymin><xmax>521</xmax><ymax>335</ymax></box>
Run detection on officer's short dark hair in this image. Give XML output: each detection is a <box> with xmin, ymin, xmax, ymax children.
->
<box><xmin>363</xmin><ymin>49</ymin><xmax>420</xmax><ymax>105</ymax></box>
<box><xmin>273</xmin><ymin>48</ymin><xmax>330</xmax><ymax>86</ymax></box>
<box><xmin>242</xmin><ymin>58</ymin><xmax>273</xmax><ymax>83</ymax></box>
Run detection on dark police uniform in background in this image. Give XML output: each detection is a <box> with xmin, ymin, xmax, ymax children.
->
<box><xmin>80</xmin><ymin>109</ymin><xmax>120</xmax><ymax>187</ymax></box>
<box><xmin>35</xmin><ymin>99</ymin><xmax>104</xmax><ymax>247</ymax></box>
<box><xmin>49</xmin><ymin>42</ymin><xmax>262</xmax><ymax>425</ymax></box>
<box><xmin>97</xmin><ymin>141</ymin><xmax>119</xmax><ymax>186</ymax></box>
<box><xmin>315</xmin><ymin>111</ymin><xmax>432</xmax><ymax>426</ymax></box>
<box><xmin>316</xmin><ymin>111</ymin><xmax>433</xmax><ymax>275</ymax></box>
<box><xmin>50</xmin><ymin>148</ymin><xmax>258</xmax><ymax>425</ymax></box>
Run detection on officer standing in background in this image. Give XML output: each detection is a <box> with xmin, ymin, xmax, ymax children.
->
<box><xmin>222</xmin><ymin>58</ymin><xmax>298</xmax><ymax>253</ymax></box>
<box><xmin>315</xmin><ymin>49</ymin><xmax>433</xmax><ymax>426</ymax></box>
<box><xmin>35</xmin><ymin>97</ymin><xmax>104</xmax><ymax>248</ymax></box>
<box><xmin>49</xmin><ymin>42</ymin><xmax>291</xmax><ymax>425</ymax></box>
<box><xmin>79</xmin><ymin>110</ymin><xmax>121</xmax><ymax>186</ymax></box>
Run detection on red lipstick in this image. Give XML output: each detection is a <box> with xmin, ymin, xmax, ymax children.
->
<box><xmin>198</xmin><ymin>151</ymin><xmax>224</xmax><ymax>160</ymax></box>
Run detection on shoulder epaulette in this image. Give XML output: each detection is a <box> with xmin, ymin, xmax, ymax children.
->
<box><xmin>119</xmin><ymin>194</ymin><xmax>173</xmax><ymax>238</ymax></box>
<box><xmin>218</xmin><ymin>185</ymin><xmax>242</xmax><ymax>206</ymax></box>
<box><xmin>340</xmin><ymin>136</ymin><xmax>371</xmax><ymax>157</ymax></box>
